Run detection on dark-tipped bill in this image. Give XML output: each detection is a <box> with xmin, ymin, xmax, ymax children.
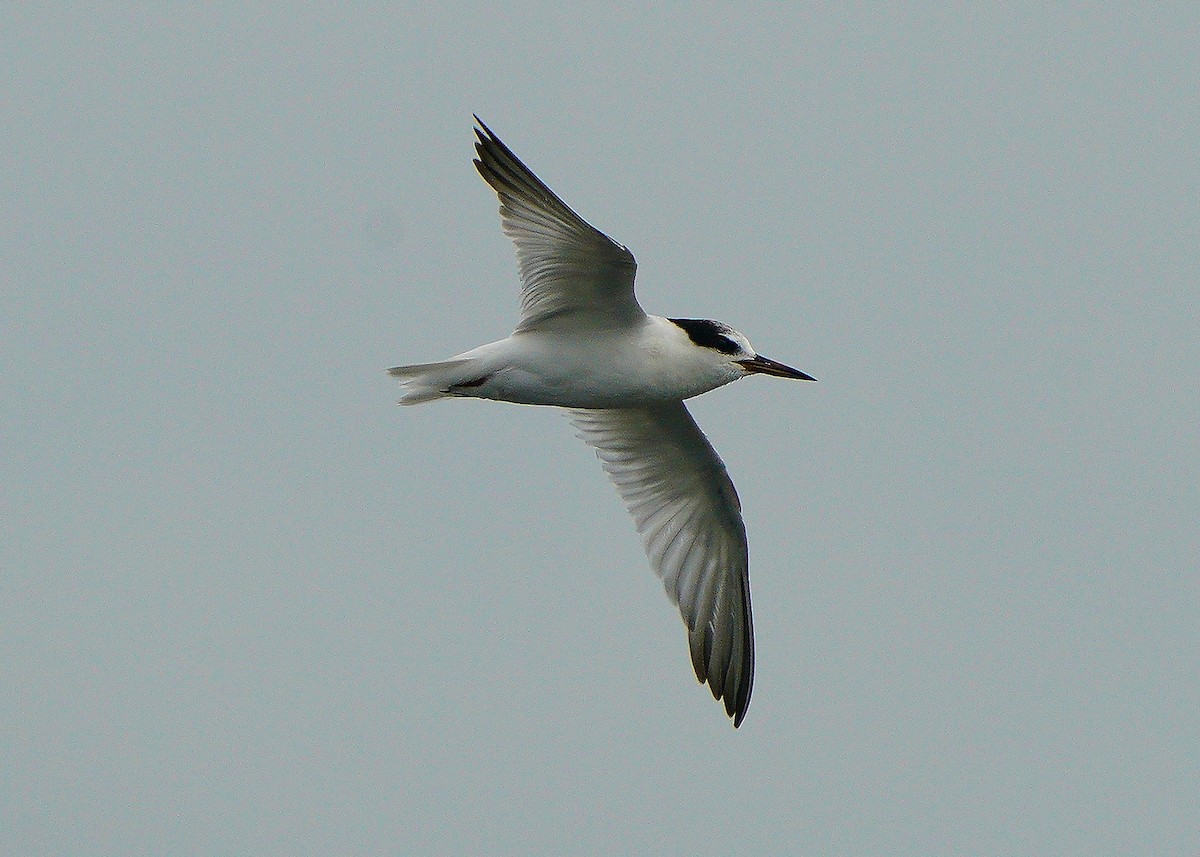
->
<box><xmin>737</xmin><ymin>355</ymin><xmax>816</xmax><ymax>381</ymax></box>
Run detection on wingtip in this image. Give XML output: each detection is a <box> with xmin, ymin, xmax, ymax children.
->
<box><xmin>727</xmin><ymin>686</ymin><xmax>750</xmax><ymax>728</ymax></box>
<box><xmin>692</xmin><ymin>629</ymin><xmax>751</xmax><ymax>728</ymax></box>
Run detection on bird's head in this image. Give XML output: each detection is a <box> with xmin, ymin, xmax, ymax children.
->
<box><xmin>667</xmin><ymin>318</ymin><xmax>815</xmax><ymax>383</ymax></box>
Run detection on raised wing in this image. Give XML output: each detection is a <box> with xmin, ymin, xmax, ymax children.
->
<box><xmin>473</xmin><ymin>117</ymin><xmax>643</xmax><ymax>332</ymax></box>
<box><xmin>569</xmin><ymin>403</ymin><xmax>754</xmax><ymax>727</ymax></box>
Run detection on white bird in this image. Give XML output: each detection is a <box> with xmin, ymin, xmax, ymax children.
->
<box><xmin>391</xmin><ymin>118</ymin><xmax>813</xmax><ymax>727</ymax></box>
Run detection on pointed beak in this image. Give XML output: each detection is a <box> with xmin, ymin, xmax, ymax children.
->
<box><xmin>736</xmin><ymin>355</ymin><xmax>816</xmax><ymax>381</ymax></box>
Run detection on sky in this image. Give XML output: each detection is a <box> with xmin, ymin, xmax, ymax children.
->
<box><xmin>3</xmin><ymin>5</ymin><xmax>1197</xmax><ymax>855</ymax></box>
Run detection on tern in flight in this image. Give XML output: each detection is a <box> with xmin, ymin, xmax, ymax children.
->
<box><xmin>390</xmin><ymin>118</ymin><xmax>814</xmax><ymax>726</ymax></box>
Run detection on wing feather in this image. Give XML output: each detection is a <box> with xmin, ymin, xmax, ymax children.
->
<box><xmin>473</xmin><ymin>117</ymin><xmax>643</xmax><ymax>332</ymax></box>
<box><xmin>569</xmin><ymin>403</ymin><xmax>754</xmax><ymax>727</ymax></box>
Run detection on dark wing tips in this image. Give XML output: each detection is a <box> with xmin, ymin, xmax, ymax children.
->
<box><xmin>472</xmin><ymin>117</ymin><xmax>522</xmax><ymax>181</ymax></box>
<box><xmin>472</xmin><ymin>152</ymin><xmax>492</xmax><ymax>188</ymax></box>
<box><xmin>471</xmin><ymin>118</ymin><xmax>501</xmax><ymax>189</ymax></box>
<box><xmin>472</xmin><ymin>114</ymin><xmax>494</xmax><ymax>155</ymax></box>
<box><xmin>719</xmin><ymin>654</ymin><xmax>753</xmax><ymax>728</ymax></box>
<box><xmin>471</xmin><ymin>116</ymin><xmax>546</xmax><ymax>206</ymax></box>
<box><xmin>724</xmin><ymin>618</ymin><xmax>755</xmax><ymax>728</ymax></box>
<box><xmin>687</xmin><ymin>582</ymin><xmax>755</xmax><ymax>728</ymax></box>
<box><xmin>472</xmin><ymin>117</ymin><xmax>498</xmax><ymax>176</ymax></box>
<box><xmin>693</xmin><ymin>645</ymin><xmax>753</xmax><ymax>728</ymax></box>
<box><xmin>472</xmin><ymin>115</ymin><xmax>518</xmax><ymax>164</ymax></box>
<box><xmin>472</xmin><ymin>113</ymin><xmax>494</xmax><ymax>143</ymax></box>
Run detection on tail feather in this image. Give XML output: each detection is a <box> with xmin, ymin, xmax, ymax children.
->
<box><xmin>387</xmin><ymin>358</ymin><xmax>474</xmax><ymax>405</ymax></box>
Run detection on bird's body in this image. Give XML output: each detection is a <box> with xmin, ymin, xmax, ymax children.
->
<box><xmin>392</xmin><ymin>315</ymin><xmax>746</xmax><ymax>408</ymax></box>
<box><xmin>391</xmin><ymin>119</ymin><xmax>813</xmax><ymax>727</ymax></box>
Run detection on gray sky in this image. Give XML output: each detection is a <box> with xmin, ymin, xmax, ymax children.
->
<box><xmin>4</xmin><ymin>5</ymin><xmax>1197</xmax><ymax>855</ymax></box>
